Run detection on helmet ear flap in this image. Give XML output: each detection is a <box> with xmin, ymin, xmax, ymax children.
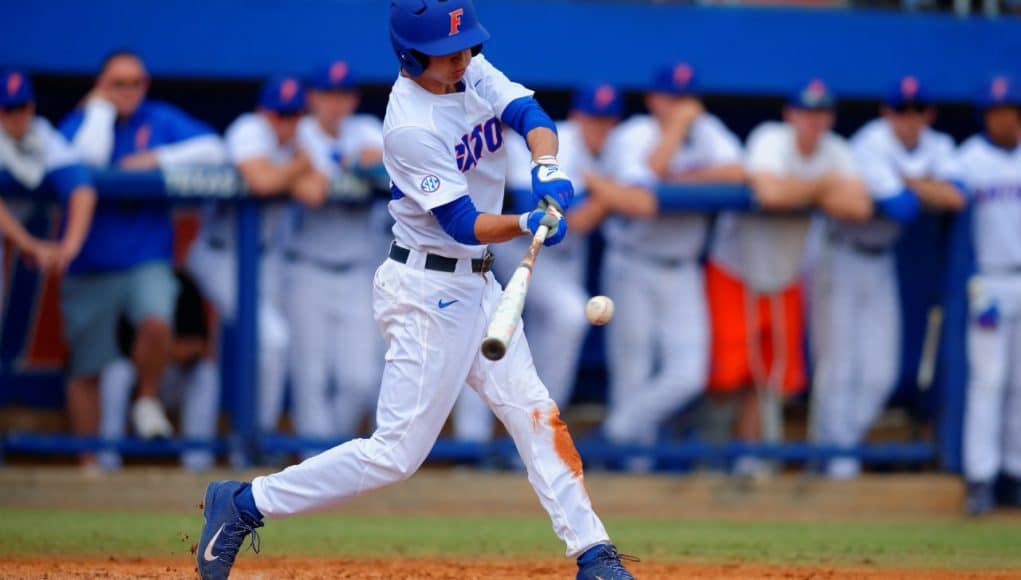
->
<box><xmin>398</xmin><ymin>49</ymin><xmax>429</xmax><ymax>77</ymax></box>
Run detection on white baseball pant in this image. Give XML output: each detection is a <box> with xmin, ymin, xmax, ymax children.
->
<box><xmin>964</xmin><ymin>273</ymin><xmax>1021</xmax><ymax>483</ymax></box>
<box><xmin>186</xmin><ymin>241</ymin><xmax>289</xmax><ymax>432</ymax></box>
<box><xmin>284</xmin><ymin>258</ymin><xmax>383</xmax><ymax>439</ymax></box>
<box><xmin>253</xmin><ymin>253</ymin><xmax>610</xmax><ymax>556</ymax></box>
<box><xmin>809</xmin><ymin>243</ymin><xmax>900</xmax><ymax>477</ymax></box>
<box><xmin>601</xmin><ymin>248</ymin><xmax>709</xmax><ymax>446</ymax></box>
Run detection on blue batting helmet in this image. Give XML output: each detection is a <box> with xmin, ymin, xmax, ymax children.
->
<box><xmin>390</xmin><ymin>0</ymin><xmax>490</xmax><ymax>77</ymax></box>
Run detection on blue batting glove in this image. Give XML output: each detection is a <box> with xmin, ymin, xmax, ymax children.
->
<box><xmin>520</xmin><ymin>206</ymin><xmax>568</xmax><ymax>247</ymax></box>
<box><xmin>531</xmin><ymin>155</ymin><xmax>574</xmax><ymax>212</ymax></box>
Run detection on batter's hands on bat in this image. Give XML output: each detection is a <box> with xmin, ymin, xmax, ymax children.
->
<box><xmin>523</xmin><ymin>202</ymin><xmax>568</xmax><ymax>247</ymax></box>
<box><xmin>531</xmin><ymin>155</ymin><xmax>574</xmax><ymax>213</ymax></box>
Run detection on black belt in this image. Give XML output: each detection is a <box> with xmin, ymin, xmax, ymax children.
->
<box><xmin>829</xmin><ymin>232</ymin><xmax>890</xmax><ymax>257</ymax></box>
<box><xmin>285</xmin><ymin>250</ymin><xmax>357</xmax><ymax>274</ymax></box>
<box><xmin>388</xmin><ymin>243</ymin><xmax>493</xmax><ymax>273</ymax></box>
<box><xmin>206</xmin><ymin>237</ymin><xmax>268</xmax><ymax>253</ymax></box>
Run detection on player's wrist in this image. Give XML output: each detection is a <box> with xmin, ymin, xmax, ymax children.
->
<box><xmin>518</xmin><ymin>212</ymin><xmax>531</xmax><ymax>234</ymax></box>
<box><xmin>530</xmin><ymin>155</ymin><xmax>558</xmax><ymax>169</ymax></box>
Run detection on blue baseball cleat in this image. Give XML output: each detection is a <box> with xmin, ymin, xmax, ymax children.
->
<box><xmin>197</xmin><ymin>481</ymin><xmax>263</xmax><ymax>580</ymax></box>
<box><xmin>965</xmin><ymin>481</ymin><xmax>995</xmax><ymax>517</ymax></box>
<box><xmin>576</xmin><ymin>544</ymin><xmax>638</xmax><ymax>580</ymax></box>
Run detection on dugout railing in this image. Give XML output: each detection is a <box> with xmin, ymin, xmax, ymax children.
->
<box><xmin>0</xmin><ymin>168</ymin><xmax>959</xmax><ymax>471</ymax></box>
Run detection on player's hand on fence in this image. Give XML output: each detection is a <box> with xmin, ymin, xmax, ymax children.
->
<box><xmin>292</xmin><ymin>172</ymin><xmax>328</xmax><ymax>208</ymax></box>
<box><xmin>521</xmin><ymin>204</ymin><xmax>568</xmax><ymax>247</ymax></box>
<box><xmin>531</xmin><ymin>155</ymin><xmax>573</xmax><ymax>213</ymax></box>
<box><xmin>119</xmin><ymin>151</ymin><xmax>160</xmax><ymax>170</ymax></box>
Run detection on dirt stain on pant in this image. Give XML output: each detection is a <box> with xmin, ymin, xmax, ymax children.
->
<box><xmin>548</xmin><ymin>406</ymin><xmax>583</xmax><ymax>479</ymax></box>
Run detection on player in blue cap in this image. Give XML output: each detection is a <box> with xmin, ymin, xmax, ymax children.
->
<box><xmin>455</xmin><ymin>83</ymin><xmax>624</xmax><ymax>447</ymax></box>
<box><xmin>59</xmin><ymin>51</ymin><xmax>227</xmax><ymax>458</ymax></box>
<box><xmin>282</xmin><ymin>61</ymin><xmax>387</xmax><ymax>447</ymax></box>
<box><xmin>811</xmin><ymin>75</ymin><xmax>966</xmax><ymax>480</ymax></box>
<box><xmin>0</xmin><ymin>70</ymin><xmax>96</xmax><ymax>307</ymax></box>
<box><xmin>196</xmin><ymin>1</ymin><xmax>635</xmax><ymax>578</ymax></box>
<box><xmin>959</xmin><ymin>75</ymin><xmax>1021</xmax><ymax>515</ymax></box>
<box><xmin>188</xmin><ymin>76</ymin><xmax>319</xmax><ymax>443</ymax></box>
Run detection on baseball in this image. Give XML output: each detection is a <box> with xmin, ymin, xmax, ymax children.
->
<box><xmin>585</xmin><ymin>295</ymin><xmax>615</xmax><ymax>326</ymax></box>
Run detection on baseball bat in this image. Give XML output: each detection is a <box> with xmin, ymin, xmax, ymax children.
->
<box><xmin>916</xmin><ymin>305</ymin><xmax>943</xmax><ymax>391</ymax></box>
<box><xmin>480</xmin><ymin>206</ymin><xmax>560</xmax><ymax>361</ymax></box>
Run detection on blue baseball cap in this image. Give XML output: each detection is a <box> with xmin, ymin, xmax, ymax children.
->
<box><xmin>885</xmin><ymin>75</ymin><xmax>931</xmax><ymax>110</ymax></box>
<box><xmin>309</xmin><ymin>61</ymin><xmax>358</xmax><ymax>92</ymax></box>
<box><xmin>571</xmin><ymin>84</ymin><xmax>623</xmax><ymax>118</ymax></box>
<box><xmin>978</xmin><ymin>75</ymin><xmax>1021</xmax><ymax>110</ymax></box>
<box><xmin>0</xmin><ymin>71</ymin><xmax>34</xmax><ymax>109</ymax></box>
<box><xmin>258</xmin><ymin>76</ymin><xmax>306</xmax><ymax>115</ymax></box>
<box><xmin>788</xmin><ymin>78</ymin><xmax>836</xmax><ymax>110</ymax></box>
<box><xmin>650</xmin><ymin>63</ymin><xmax>697</xmax><ymax>97</ymax></box>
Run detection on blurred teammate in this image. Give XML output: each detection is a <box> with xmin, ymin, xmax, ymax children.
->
<box><xmin>196</xmin><ymin>1</ymin><xmax>634</xmax><ymax>579</ymax></box>
<box><xmin>285</xmin><ymin>61</ymin><xmax>385</xmax><ymax>442</ymax></box>
<box><xmin>0</xmin><ymin>71</ymin><xmax>95</xmax><ymax>308</ymax></box>
<box><xmin>98</xmin><ymin>271</ymin><xmax>219</xmax><ymax>471</ymax></box>
<box><xmin>706</xmin><ymin>79</ymin><xmax>870</xmax><ymax>476</ymax></box>
<box><xmin>812</xmin><ymin>76</ymin><xmax>965</xmax><ymax>479</ymax></box>
<box><xmin>595</xmin><ymin>64</ymin><xmax>744</xmax><ymax>465</ymax></box>
<box><xmin>454</xmin><ymin>83</ymin><xmax>623</xmax><ymax>444</ymax></box>
<box><xmin>187</xmin><ymin>76</ymin><xmax>317</xmax><ymax>434</ymax></box>
<box><xmin>959</xmin><ymin>76</ymin><xmax>1021</xmax><ymax>516</ymax></box>
<box><xmin>59</xmin><ymin>52</ymin><xmax>226</xmax><ymax>452</ymax></box>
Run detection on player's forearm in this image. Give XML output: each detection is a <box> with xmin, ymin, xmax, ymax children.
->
<box><xmin>648</xmin><ymin>123</ymin><xmax>693</xmax><ymax>179</ymax></box>
<box><xmin>905</xmin><ymin>178</ymin><xmax>966</xmax><ymax>211</ymax></box>
<box><xmin>525</xmin><ymin>127</ymin><xmax>558</xmax><ymax>162</ymax></box>
<box><xmin>0</xmin><ymin>198</ymin><xmax>35</xmax><ymax>251</ymax></box>
<box><xmin>473</xmin><ymin>213</ymin><xmax>528</xmax><ymax>244</ymax></box>
<box><xmin>59</xmin><ymin>186</ymin><xmax>97</xmax><ymax>256</ymax></box>
<box><xmin>565</xmin><ymin>198</ymin><xmax>609</xmax><ymax>234</ymax></box>
<box><xmin>750</xmin><ymin>173</ymin><xmax>822</xmax><ymax>210</ymax></box>
<box><xmin>239</xmin><ymin>164</ymin><xmax>304</xmax><ymax>197</ymax></box>
<box><xmin>156</xmin><ymin>135</ymin><xmax>228</xmax><ymax>168</ymax></box>
<box><xmin>72</xmin><ymin>99</ymin><xmax>116</xmax><ymax>167</ymax></box>
<box><xmin>818</xmin><ymin>177</ymin><xmax>872</xmax><ymax>222</ymax></box>
<box><xmin>669</xmin><ymin>163</ymin><xmax>745</xmax><ymax>184</ymax></box>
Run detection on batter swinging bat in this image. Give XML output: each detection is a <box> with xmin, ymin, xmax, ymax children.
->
<box><xmin>481</xmin><ymin>206</ymin><xmax>561</xmax><ymax>361</ymax></box>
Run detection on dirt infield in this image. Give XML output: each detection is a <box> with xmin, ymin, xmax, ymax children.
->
<box><xmin>1</xmin><ymin>557</ymin><xmax>1020</xmax><ymax>580</ymax></box>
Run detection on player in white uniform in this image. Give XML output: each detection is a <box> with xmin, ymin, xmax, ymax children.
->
<box><xmin>285</xmin><ymin>62</ymin><xmax>386</xmax><ymax>445</ymax></box>
<box><xmin>812</xmin><ymin>76</ymin><xmax>965</xmax><ymax>479</ymax></box>
<box><xmin>592</xmin><ymin>64</ymin><xmax>744</xmax><ymax>465</ymax></box>
<box><xmin>707</xmin><ymin>80</ymin><xmax>870</xmax><ymax>476</ymax></box>
<box><xmin>958</xmin><ymin>76</ymin><xmax>1021</xmax><ymax>516</ymax></box>
<box><xmin>453</xmin><ymin>84</ymin><xmax>623</xmax><ymax>444</ymax></box>
<box><xmin>187</xmin><ymin>77</ymin><xmax>319</xmax><ymax>434</ymax></box>
<box><xmin>197</xmin><ymin>2</ymin><xmax>634</xmax><ymax>579</ymax></box>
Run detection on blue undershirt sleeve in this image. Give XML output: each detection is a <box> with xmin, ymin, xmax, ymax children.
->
<box><xmin>432</xmin><ymin>194</ymin><xmax>482</xmax><ymax>245</ymax></box>
<box><xmin>500</xmin><ymin>96</ymin><xmax>557</xmax><ymax>139</ymax></box>
<box><xmin>875</xmin><ymin>190</ymin><xmax>921</xmax><ymax>224</ymax></box>
<box><xmin>44</xmin><ymin>164</ymin><xmax>91</xmax><ymax>202</ymax></box>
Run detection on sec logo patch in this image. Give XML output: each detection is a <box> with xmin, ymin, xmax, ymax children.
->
<box><xmin>420</xmin><ymin>175</ymin><xmax>441</xmax><ymax>193</ymax></box>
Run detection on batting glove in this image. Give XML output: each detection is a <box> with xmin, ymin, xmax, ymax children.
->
<box><xmin>531</xmin><ymin>155</ymin><xmax>574</xmax><ymax>213</ymax></box>
<box><xmin>519</xmin><ymin>204</ymin><xmax>568</xmax><ymax>247</ymax></box>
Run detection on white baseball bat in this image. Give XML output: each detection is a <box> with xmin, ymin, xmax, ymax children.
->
<box><xmin>480</xmin><ymin>207</ymin><xmax>559</xmax><ymax>361</ymax></box>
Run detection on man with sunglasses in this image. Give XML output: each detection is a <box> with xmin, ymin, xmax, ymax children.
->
<box><xmin>958</xmin><ymin>76</ymin><xmax>1021</xmax><ymax>516</ymax></box>
<box><xmin>810</xmin><ymin>76</ymin><xmax>965</xmax><ymax>480</ymax></box>
<box><xmin>0</xmin><ymin>70</ymin><xmax>95</xmax><ymax>309</ymax></box>
<box><xmin>187</xmin><ymin>76</ymin><xmax>318</xmax><ymax>437</ymax></box>
<box><xmin>58</xmin><ymin>52</ymin><xmax>226</xmax><ymax>460</ymax></box>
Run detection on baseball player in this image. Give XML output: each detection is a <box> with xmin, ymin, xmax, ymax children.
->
<box><xmin>197</xmin><ymin>1</ymin><xmax>635</xmax><ymax>579</ymax></box>
<box><xmin>706</xmin><ymin>79</ymin><xmax>870</xmax><ymax>477</ymax></box>
<box><xmin>98</xmin><ymin>271</ymin><xmax>220</xmax><ymax>471</ymax></box>
<box><xmin>592</xmin><ymin>64</ymin><xmax>744</xmax><ymax>466</ymax></box>
<box><xmin>0</xmin><ymin>70</ymin><xmax>96</xmax><ymax>310</ymax></box>
<box><xmin>811</xmin><ymin>76</ymin><xmax>965</xmax><ymax>480</ymax></box>
<box><xmin>959</xmin><ymin>76</ymin><xmax>1021</xmax><ymax>516</ymax></box>
<box><xmin>187</xmin><ymin>77</ymin><xmax>317</xmax><ymax>434</ymax></box>
<box><xmin>59</xmin><ymin>52</ymin><xmax>225</xmax><ymax>455</ymax></box>
<box><xmin>453</xmin><ymin>84</ymin><xmax>623</xmax><ymax>445</ymax></box>
<box><xmin>284</xmin><ymin>61</ymin><xmax>385</xmax><ymax>443</ymax></box>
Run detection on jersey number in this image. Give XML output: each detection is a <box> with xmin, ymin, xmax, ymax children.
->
<box><xmin>455</xmin><ymin>117</ymin><xmax>503</xmax><ymax>173</ymax></box>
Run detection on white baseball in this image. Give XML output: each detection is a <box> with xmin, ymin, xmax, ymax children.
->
<box><xmin>585</xmin><ymin>295</ymin><xmax>615</xmax><ymax>326</ymax></box>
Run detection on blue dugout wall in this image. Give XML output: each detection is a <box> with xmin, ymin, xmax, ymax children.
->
<box><xmin>1</xmin><ymin>0</ymin><xmax>1020</xmax><ymax>101</ymax></box>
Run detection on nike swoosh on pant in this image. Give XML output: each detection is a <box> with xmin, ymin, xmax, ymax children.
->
<box><xmin>204</xmin><ymin>523</ymin><xmax>226</xmax><ymax>562</ymax></box>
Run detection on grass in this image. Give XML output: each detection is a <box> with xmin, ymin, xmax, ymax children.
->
<box><xmin>0</xmin><ymin>509</ymin><xmax>1020</xmax><ymax>570</ymax></box>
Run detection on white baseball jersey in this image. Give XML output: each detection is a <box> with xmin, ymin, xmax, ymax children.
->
<box><xmin>200</xmin><ymin>113</ymin><xmax>295</xmax><ymax>248</ymax></box>
<box><xmin>0</xmin><ymin>117</ymin><xmax>80</xmax><ymax>189</ymax></box>
<box><xmin>958</xmin><ymin>135</ymin><xmax>1021</xmax><ymax>273</ymax></box>
<box><xmin>845</xmin><ymin>118</ymin><xmax>960</xmax><ymax>247</ymax></box>
<box><xmin>383</xmin><ymin>54</ymin><xmax>531</xmax><ymax>259</ymax></box>
<box><xmin>711</xmin><ymin>121</ymin><xmax>859</xmax><ymax>293</ymax></box>
<box><xmin>601</xmin><ymin>113</ymin><xmax>742</xmax><ymax>260</ymax></box>
<box><xmin>288</xmin><ymin>114</ymin><xmax>384</xmax><ymax>265</ymax></box>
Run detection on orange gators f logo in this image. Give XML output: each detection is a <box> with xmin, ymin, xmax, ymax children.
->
<box><xmin>449</xmin><ymin>8</ymin><xmax>464</xmax><ymax>36</ymax></box>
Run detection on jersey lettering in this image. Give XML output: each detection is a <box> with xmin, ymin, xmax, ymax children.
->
<box><xmin>455</xmin><ymin>117</ymin><xmax>502</xmax><ymax>173</ymax></box>
<box><xmin>972</xmin><ymin>184</ymin><xmax>1021</xmax><ymax>203</ymax></box>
